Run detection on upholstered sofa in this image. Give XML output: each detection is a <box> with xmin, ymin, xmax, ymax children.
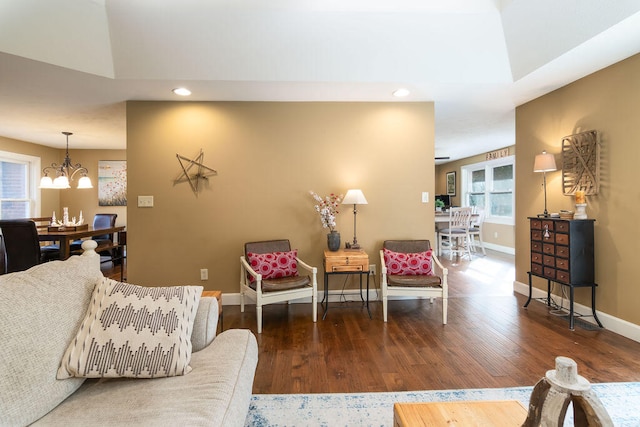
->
<box><xmin>0</xmin><ymin>245</ymin><xmax>258</xmax><ymax>426</ymax></box>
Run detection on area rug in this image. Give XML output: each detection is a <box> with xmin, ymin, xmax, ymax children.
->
<box><xmin>245</xmin><ymin>382</ymin><xmax>640</xmax><ymax>426</ymax></box>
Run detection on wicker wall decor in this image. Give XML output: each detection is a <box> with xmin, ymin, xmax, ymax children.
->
<box><xmin>175</xmin><ymin>149</ymin><xmax>217</xmax><ymax>197</ymax></box>
<box><xmin>561</xmin><ymin>130</ymin><xmax>600</xmax><ymax>195</ymax></box>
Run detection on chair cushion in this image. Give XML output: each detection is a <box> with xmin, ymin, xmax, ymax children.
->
<box><xmin>58</xmin><ymin>278</ymin><xmax>202</xmax><ymax>379</ymax></box>
<box><xmin>383</xmin><ymin>248</ymin><xmax>434</xmax><ymax>276</ymax></box>
<box><xmin>247</xmin><ymin>250</ymin><xmax>299</xmax><ymax>283</ymax></box>
<box><xmin>250</xmin><ymin>275</ymin><xmax>311</xmax><ymax>292</ymax></box>
<box><xmin>439</xmin><ymin>228</ymin><xmax>468</xmax><ymax>234</ymax></box>
<box><xmin>387</xmin><ymin>274</ymin><xmax>442</xmax><ymax>287</ymax></box>
<box><xmin>40</xmin><ymin>245</ymin><xmax>60</xmax><ymax>262</ymax></box>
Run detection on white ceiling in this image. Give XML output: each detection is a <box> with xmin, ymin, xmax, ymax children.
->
<box><xmin>1</xmin><ymin>0</ymin><xmax>640</xmax><ymax>163</ymax></box>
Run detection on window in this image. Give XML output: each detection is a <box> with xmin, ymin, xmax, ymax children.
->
<box><xmin>461</xmin><ymin>155</ymin><xmax>515</xmax><ymax>225</ymax></box>
<box><xmin>0</xmin><ymin>150</ymin><xmax>41</xmax><ymax>219</ymax></box>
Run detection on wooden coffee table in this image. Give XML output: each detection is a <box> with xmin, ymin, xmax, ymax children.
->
<box><xmin>201</xmin><ymin>290</ymin><xmax>223</xmax><ymax>331</ymax></box>
<box><xmin>393</xmin><ymin>400</ymin><xmax>528</xmax><ymax>426</ymax></box>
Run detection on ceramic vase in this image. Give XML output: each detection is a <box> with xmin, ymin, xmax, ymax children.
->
<box><xmin>327</xmin><ymin>231</ymin><xmax>341</xmax><ymax>251</ymax></box>
<box><xmin>574</xmin><ymin>203</ymin><xmax>587</xmax><ymax>219</ymax></box>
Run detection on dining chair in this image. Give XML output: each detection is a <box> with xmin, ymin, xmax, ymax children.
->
<box><xmin>0</xmin><ymin>220</ymin><xmax>60</xmax><ymax>273</ymax></box>
<box><xmin>468</xmin><ymin>207</ymin><xmax>486</xmax><ymax>255</ymax></box>
<box><xmin>380</xmin><ymin>240</ymin><xmax>448</xmax><ymax>324</ymax></box>
<box><xmin>70</xmin><ymin>213</ymin><xmax>118</xmax><ymax>254</ymax></box>
<box><xmin>438</xmin><ymin>207</ymin><xmax>473</xmax><ymax>260</ymax></box>
<box><xmin>240</xmin><ymin>239</ymin><xmax>317</xmax><ymax>333</ymax></box>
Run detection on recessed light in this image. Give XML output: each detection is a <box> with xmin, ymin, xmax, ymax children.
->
<box><xmin>172</xmin><ymin>87</ymin><xmax>191</xmax><ymax>96</ymax></box>
<box><xmin>393</xmin><ymin>88</ymin><xmax>410</xmax><ymax>97</ymax></box>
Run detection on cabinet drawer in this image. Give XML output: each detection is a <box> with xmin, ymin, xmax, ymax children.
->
<box><xmin>556</xmin><ymin>246</ymin><xmax>569</xmax><ymax>258</ymax></box>
<box><xmin>531</xmin><ymin>263</ymin><xmax>543</xmax><ymax>276</ymax></box>
<box><xmin>556</xmin><ymin>258</ymin><xmax>569</xmax><ymax>270</ymax></box>
<box><xmin>324</xmin><ymin>250</ymin><xmax>369</xmax><ymax>272</ymax></box>
<box><xmin>555</xmin><ymin>233</ymin><xmax>569</xmax><ymax>245</ymax></box>
<box><xmin>542</xmin><ymin>231</ymin><xmax>554</xmax><ymax>242</ymax></box>
<box><xmin>556</xmin><ymin>271</ymin><xmax>570</xmax><ymax>284</ymax></box>
<box><xmin>543</xmin><ymin>255</ymin><xmax>556</xmax><ymax>267</ymax></box>
<box><xmin>531</xmin><ymin>241</ymin><xmax>542</xmax><ymax>253</ymax></box>
<box><xmin>555</xmin><ymin>221</ymin><xmax>570</xmax><ymax>232</ymax></box>
<box><xmin>329</xmin><ymin>264</ymin><xmax>365</xmax><ymax>272</ymax></box>
<box><xmin>543</xmin><ymin>267</ymin><xmax>556</xmax><ymax>279</ymax></box>
<box><xmin>531</xmin><ymin>230</ymin><xmax>542</xmax><ymax>241</ymax></box>
<box><xmin>531</xmin><ymin>252</ymin><xmax>543</xmax><ymax>264</ymax></box>
<box><xmin>542</xmin><ymin>220</ymin><xmax>555</xmax><ymax>231</ymax></box>
<box><xmin>530</xmin><ymin>219</ymin><xmax>542</xmax><ymax>230</ymax></box>
<box><xmin>542</xmin><ymin>243</ymin><xmax>555</xmax><ymax>254</ymax></box>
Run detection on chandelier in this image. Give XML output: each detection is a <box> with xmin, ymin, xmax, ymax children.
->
<box><xmin>40</xmin><ymin>132</ymin><xmax>93</xmax><ymax>189</ymax></box>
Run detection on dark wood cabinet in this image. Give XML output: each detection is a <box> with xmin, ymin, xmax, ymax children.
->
<box><xmin>530</xmin><ymin>218</ymin><xmax>594</xmax><ymax>285</ymax></box>
<box><xmin>525</xmin><ymin>217</ymin><xmax>602</xmax><ymax>330</ymax></box>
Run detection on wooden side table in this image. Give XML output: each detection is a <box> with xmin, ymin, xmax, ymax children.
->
<box><xmin>201</xmin><ymin>290</ymin><xmax>223</xmax><ymax>331</ymax></box>
<box><xmin>322</xmin><ymin>249</ymin><xmax>370</xmax><ymax>320</ymax></box>
<box><xmin>393</xmin><ymin>400</ymin><xmax>527</xmax><ymax>427</ymax></box>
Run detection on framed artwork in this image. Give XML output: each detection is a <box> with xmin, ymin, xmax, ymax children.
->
<box><xmin>98</xmin><ymin>160</ymin><xmax>127</xmax><ymax>206</ymax></box>
<box><xmin>446</xmin><ymin>171</ymin><xmax>456</xmax><ymax>196</ymax></box>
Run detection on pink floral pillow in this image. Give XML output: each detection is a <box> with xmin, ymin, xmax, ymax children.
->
<box><xmin>383</xmin><ymin>248</ymin><xmax>434</xmax><ymax>276</ymax></box>
<box><xmin>247</xmin><ymin>250</ymin><xmax>299</xmax><ymax>282</ymax></box>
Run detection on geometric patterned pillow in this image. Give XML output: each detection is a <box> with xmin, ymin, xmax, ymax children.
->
<box><xmin>383</xmin><ymin>248</ymin><xmax>434</xmax><ymax>276</ymax></box>
<box><xmin>57</xmin><ymin>278</ymin><xmax>202</xmax><ymax>379</ymax></box>
<box><xmin>246</xmin><ymin>250</ymin><xmax>299</xmax><ymax>283</ymax></box>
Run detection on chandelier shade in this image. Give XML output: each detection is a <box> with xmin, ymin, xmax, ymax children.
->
<box><xmin>40</xmin><ymin>132</ymin><xmax>93</xmax><ymax>189</ymax></box>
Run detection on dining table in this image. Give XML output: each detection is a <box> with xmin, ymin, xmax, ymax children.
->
<box><xmin>38</xmin><ymin>225</ymin><xmax>126</xmax><ymax>260</ymax></box>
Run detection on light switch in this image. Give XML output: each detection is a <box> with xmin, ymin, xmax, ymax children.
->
<box><xmin>138</xmin><ymin>195</ymin><xmax>154</xmax><ymax>208</ymax></box>
<box><xmin>421</xmin><ymin>192</ymin><xmax>429</xmax><ymax>203</ymax></box>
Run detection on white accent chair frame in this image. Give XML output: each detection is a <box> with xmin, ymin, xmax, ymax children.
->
<box><xmin>240</xmin><ymin>239</ymin><xmax>317</xmax><ymax>333</ymax></box>
<box><xmin>380</xmin><ymin>240</ymin><xmax>448</xmax><ymax>324</ymax></box>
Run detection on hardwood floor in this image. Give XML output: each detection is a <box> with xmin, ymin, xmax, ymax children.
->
<box><xmin>103</xmin><ymin>251</ymin><xmax>640</xmax><ymax>394</ymax></box>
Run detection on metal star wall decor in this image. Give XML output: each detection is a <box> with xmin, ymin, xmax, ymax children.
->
<box><xmin>174</xmin><ymin>149</ymin><xmax>217</xmax><ymax>197</ymax></box>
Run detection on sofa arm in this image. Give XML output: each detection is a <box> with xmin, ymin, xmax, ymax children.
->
<box><xmin>191</xmin><ymin>296</ymin><xmax>219</xmax><ymax>352</ymax></box>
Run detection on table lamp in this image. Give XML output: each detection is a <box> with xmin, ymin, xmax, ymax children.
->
<box><xmin>533</xmin><ymin>151</ymin><xmax>557</xmax><ymax>217</ymax></box>
<box><xmin>342</xmin><ymin>189</ymin><xmax>368</xmax><ymax>249</ymax></box>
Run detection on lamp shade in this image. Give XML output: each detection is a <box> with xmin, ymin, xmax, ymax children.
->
<box><xmin>533</xmin><ymin>151</ymin><xmax>557</xmax><ymax>172</ymax></box>
<box><xmin>39</xmin><ymin>176</ymin><xmax>53</xmax><ymax>189</ymax></box>
<box><xmin>77</xmin><ymin>176</ymin><xmax>93</xmax><ymax>189</ymax></box>
<box><xmin>343</xmin><ymin>189</ymin><xmax>368</xmax><ymax>205</ymax></box>
<box><xmin>52</xmin><ymin>175</ymin><xmax>71</xmax><ymax>189</ymax></box>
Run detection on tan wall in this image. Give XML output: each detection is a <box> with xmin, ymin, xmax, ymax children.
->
<box><xmin>435</xmin><ymin>146</ymin><xmax>516</xmax><ymax>250</ymax></box>
<box><xmin>126</xmin><ymin>101</ymin><xmax>435</xmax><ymax>291</ymax></box>
<box><xmin>515</xmin><ymin>53</ymin><xmax>640</xmax><ymax>325</ymax></box>
<box><xmin>0</xmin><ymin>136</ymin><xmax>126</xmax><ymax>225</ymax></box>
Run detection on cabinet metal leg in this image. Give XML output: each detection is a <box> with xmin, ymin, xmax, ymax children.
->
<box><xmin>591</xmin><ymin>285</ymin><xmax>603</xmax><ymax>328</ymax></box>
<box><xmin>524</xmin><ymin>272</ymin><xmax>533</xmax><ymax>307</ymax></box>
<box><xmin>569</xmin><ymin>286</ymin><xmax>575</xmax><ymax>330</ymax></box>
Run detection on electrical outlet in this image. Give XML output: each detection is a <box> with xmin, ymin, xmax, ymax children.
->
<box><xmin>200</xmin><ymin>268</ymin><xmax>208</xmax><ymax>280</ymax></box>
<box><xmin>369</xmin><ymin>264</ymin><xmax>376</xmax><ymax>276</ymax></box>
<box><xmin>137</xmin><ymin>195</ymin><xmax>154</xmax><ymax>208</ymax></box>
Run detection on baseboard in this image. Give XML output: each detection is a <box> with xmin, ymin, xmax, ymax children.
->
<box><xmin>222</xmin><ymin>289</ymin><xmax>448</xmax><ymax>306</ymax></box>
<box><xmin>222</xmin><ymin>289</ymin><xmax>383</xmax><ymax>306</ymax></box>
<box><xmin>483</xmin><ymin>242</ymin><xmax>515</xmax><ymax>255</ymax></box>
<box><xmin>514</xmin><ymin>280</ymin><xmax>640</xmax><ymax>344</ymax></box>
